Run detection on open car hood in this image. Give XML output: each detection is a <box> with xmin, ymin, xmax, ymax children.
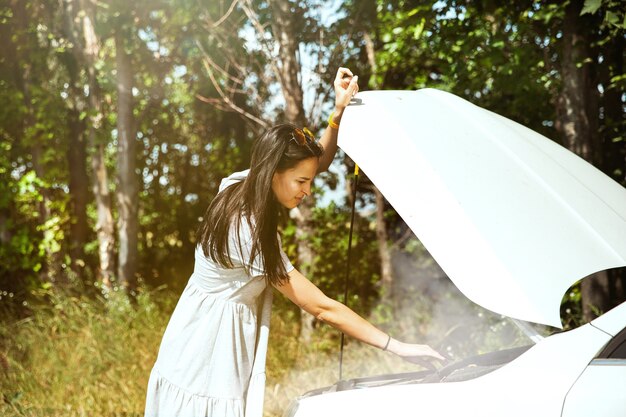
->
<box><xmin>338</xmin><ymin>89</ymin><xmax>626</xmax><ymax>328</ymax></box>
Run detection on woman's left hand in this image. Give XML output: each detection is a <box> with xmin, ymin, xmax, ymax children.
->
<box><xmin>333</xmin><ymin>67</ymin><xmax>359</xmax><ymax>115</ymax></box>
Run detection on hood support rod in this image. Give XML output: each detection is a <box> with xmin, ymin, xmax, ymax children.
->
<box><xmin>339</xmin><ymin>163</ymin><xmax>360</xmax><ymax>381</ymax></box>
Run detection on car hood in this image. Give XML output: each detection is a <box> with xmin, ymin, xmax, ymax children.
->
<box><xmin>338</xmin><ymin>89</ymin><xmax>626</xmax><ymax>328</ymax></box>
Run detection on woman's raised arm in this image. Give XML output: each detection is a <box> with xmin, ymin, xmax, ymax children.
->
<box><xmin>317</xmin><ymin>67</ymin><xmax>359</xmax><ymax>173</ymax></box>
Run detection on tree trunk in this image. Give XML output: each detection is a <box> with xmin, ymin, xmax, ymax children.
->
<box><xmin>292</xmin><ymin>201</ymin><xmax>316</xmax><ymax>342</ymax></box>
<box><xmin>374</xmin><ymin>187</ymin><xmax>393</xmax><ymax>298</ymax></box>
<box><xmin>115</xmin><ymin>32</ymin><xmax>138</xmax><ymax>291</ymax></box>
<box><xmin>60</xmin><ymin>43</ymin><xmax>90</xmax><ymax>278</ymax></box>
<box><xmin>78</xmin><ymin>0</ymin><xmax>116</xmax><ymax>288</ymax></box>
<box><xmin>269</xmin><ymin>0</ymin><xmax>306</xmax><ymax>126</ymax></box>
<box><xmin>581</xmin><ymin>272</ymin><xmax>612</xmax><ymax>320</ymax></box>
<box><xmin>600</xmin><ymin>33</ymin><xmax>625</xmax><ymax>186</ymax></box>
<box><xmin>599</xmin><ymin>35</ymin><xmax>626</xmax><ymax>302</ymax></box>
<box><xmin>364</xmin><ymin>31</ymin><xmax>394</xmax><ymax>300</ymax></box>
<box><xmin>556</xmin><ymin>0</ymin><xmax>599</xmax><ymax>163</ymax></box>
<box><xmin>556</xmin><ymin>0</ymin><xmax>609</xmax><ymax>322</ymax></box>
<box><xmin>293</xmin><ymin>148</ymin><xmax>317</xmax><ymax>340</ymax></box>
<box><xmin>67</xmin><ymin>113</ymin><xmax>89</xmax><ymax>268</ymax></box>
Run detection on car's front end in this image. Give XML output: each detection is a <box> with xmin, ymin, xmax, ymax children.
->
<box><xmin>288</xmin><ymin>302</ymin><xmax>626</xmax><ymax>417</ymax></box>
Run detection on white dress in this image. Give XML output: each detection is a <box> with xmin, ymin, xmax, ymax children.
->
<box><xmin>144</xmin><ymin>170</ymin><xmax>294</xmax><ymax>417</ymax></box>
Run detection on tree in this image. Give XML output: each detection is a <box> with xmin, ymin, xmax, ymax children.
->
<box><xmin>114</xmin><ymin>26</ymin><xmax>139</xmax><ymax>290</ymax></box>
<box><xmin>60</xmin><ymin>0</ymin><xmax>90</xmax><ymax>279</ymax></box>
<box><xmin>74</xmin><ymin>0</ymin><xmax>116</xmax><ymax>288</ymax></box>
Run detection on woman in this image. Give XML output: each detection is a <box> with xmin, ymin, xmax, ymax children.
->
<box><xmin>144</xmin><ymin>68</ymin><xmax>443</xmax><ymax>417</ymax></box>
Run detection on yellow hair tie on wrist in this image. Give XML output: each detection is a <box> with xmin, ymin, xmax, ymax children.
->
<box><xmin>328</xmin><ymin>112</ymin><xmax>339</xmax><ymax>129</ymax></box>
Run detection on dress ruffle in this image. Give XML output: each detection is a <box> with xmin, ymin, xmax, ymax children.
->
<box><xmin>145</xmin><ymin>369</ymin><xmax>245</xmax><ymax>417</ymax></box>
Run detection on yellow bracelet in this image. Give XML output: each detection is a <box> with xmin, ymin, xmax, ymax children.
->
<box><xmin>328</xmin><ymin>112</ymin><xmax>339</xmax><ymax>129</ymax></box>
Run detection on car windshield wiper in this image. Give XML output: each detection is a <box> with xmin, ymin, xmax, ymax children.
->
<box><xmin>334</xmin><ymin>369</ymin><xmax>436</xmax><ymax>391</ymax></box>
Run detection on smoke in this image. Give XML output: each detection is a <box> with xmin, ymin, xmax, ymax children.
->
<box><xmin>387</xmin><ymin>238</ymin><xmax>529</xmax><ymax>361</ymax></box>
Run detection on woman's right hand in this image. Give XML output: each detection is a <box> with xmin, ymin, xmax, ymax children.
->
<box><xmin>333</xmin><ymin>67</ymin><xmax>359</xmax><ymax>116</ymax></box>
<box><xmin>387</xmin><ymin>339</ymin><xmax>446</xmax><ymax>366</ymax></box>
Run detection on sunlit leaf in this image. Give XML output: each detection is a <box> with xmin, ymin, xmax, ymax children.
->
<box><xmin>580</xmin><ymin>0</ymin><xmax>602</xmax><ymax>15</ymax></box>
<box><xmin>605</xmin><ymin>11</ymin><xmax>619</xmax><ymax>25</ymax></box>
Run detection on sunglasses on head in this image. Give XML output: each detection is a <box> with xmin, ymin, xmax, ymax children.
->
<box><xmin>291</xmin><ymin>127</ymin><xmax>315</xmax><ymax>146</ymax></box>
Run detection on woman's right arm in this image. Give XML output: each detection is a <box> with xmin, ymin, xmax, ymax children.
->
<box><xmin>274</xmin><ymin>268</ymin><xmax>444</xmax><ymax>362</ymax></box>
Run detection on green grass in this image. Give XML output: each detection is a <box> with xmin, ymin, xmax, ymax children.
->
<box><xmin>0</xmin><ymin>287</ymin><xmax>175</xmax><ymax>416</ymax></box>
<box><xmin>0</xmin><ymin>287</ymin><xmax>409</xmax><ymax>417</ymax></box>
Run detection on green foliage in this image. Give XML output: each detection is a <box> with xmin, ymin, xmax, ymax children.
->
<box><xmin>0</xmin><ymin>170</ymin><xmax>45</xmax><ymax>283</ymax></box>
<box><xmin>581</xmin><ymin>0</ymin><xmax>626</xmax><ymax>30</ymax></box>
<box><xmin>0</xmin><ymin>0</ymin><xmax>85</xmax><ymax>291</ymax></box>
<box><xmin>560</xmin><ymin>283</ymin><xmax>585</xmax><ymax>330</ymax></box>
<box><xmin>373</xmin><ymin>1</ymin><xmax>558</xmax><ymax>137</ymax></box>
<box><xmin>282</xmin><ymin>200</ymin><xmax>382</xmax><ymax>317</ymax></box>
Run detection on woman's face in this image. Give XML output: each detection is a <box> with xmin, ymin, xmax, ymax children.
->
<box><xmin>272</xmin><ymin>157</ymin><xmax>319</xmax><ymax>209</ymax></box>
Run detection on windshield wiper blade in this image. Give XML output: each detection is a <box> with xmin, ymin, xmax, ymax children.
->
<box><xmin>335</xmin><ymin>369</ymin><xmax>436</xmax><ymax>391</ymax></box>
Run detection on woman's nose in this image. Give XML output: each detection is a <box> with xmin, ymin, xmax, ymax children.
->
<box><xmin>303</xmin><ymin>183</ymin><xmax>311</xmax><ymax>196</ymax></box>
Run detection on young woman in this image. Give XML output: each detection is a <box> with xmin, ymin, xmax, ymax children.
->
<box><xmin>144</xmin><ymin>67</ymin><xmax>443</xmax><ymax>417</ymax></box>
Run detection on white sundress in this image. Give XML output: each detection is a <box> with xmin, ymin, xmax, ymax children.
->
<box><xmin>144</xmin><ymin>170</ymin><xmax>294</xmax><ymax>417</ymax></box>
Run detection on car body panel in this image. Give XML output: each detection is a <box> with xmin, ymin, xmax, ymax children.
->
<box><xmin>338</xmin><ymin>89</ymin><xmax>626</xmax><ymax>328</ymax></box>
<box><xmin>293</xmin><ymin>322</ymin><xmax>613</xmax><ymax>417</ymax></box>
<box><xmin>561</xmin><ymin>361</ymin><xmax>626</xmax><ymax>417</ymax></box>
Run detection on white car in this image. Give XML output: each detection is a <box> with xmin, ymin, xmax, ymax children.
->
<box><xmin>286</xmin><ymin>90</ymin><xmax>626</xmax><ymax>417</ymax></box>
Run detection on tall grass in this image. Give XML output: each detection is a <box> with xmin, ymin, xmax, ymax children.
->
<box><xmin>0</xmin><ymin>287</ymin><xmax>406</xmax><ymax>417</ymax></box>
<box><xmin>0</xmin><ymin>287</ymin><xmax>175</xmax><ymax>416</ymax></box>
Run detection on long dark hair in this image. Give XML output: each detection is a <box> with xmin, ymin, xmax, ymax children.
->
<box><xmin>196</xmin><ymin>123</ymin><xmax>324</xmax><ymax>285</ymax></box>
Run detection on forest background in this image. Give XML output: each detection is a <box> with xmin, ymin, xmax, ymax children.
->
<box><xmin>0</xmin><ymin>0</ymin><xmax>625</xmax><ymax>416</ymax></box>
